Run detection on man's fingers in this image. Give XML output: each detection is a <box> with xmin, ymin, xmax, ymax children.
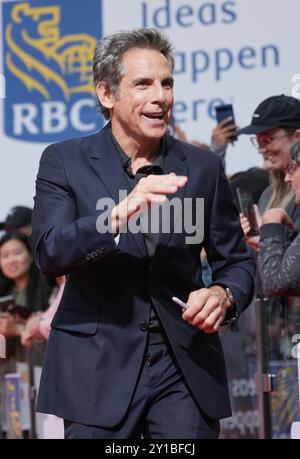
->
<box><xmin>201</xmin><ymin>312</ymin><xmax>224</xmax><ymax>333</ymax></box>
<box><xmin>181</xmin><ymin>288</ymin><xmax>228</xmax><ymax>333</ymax></box>
<box><xmin>135</xmin><ymin>174</ymin><xmax>187</xmax><ymax>197</ymax></box>
<box><xmin>144</xmin><ymin>193</ymin><xmax>167</xmax><ymax>204</ymax></box>
<box><xmin>183</xmin><ymin>293</ymin><xmax>220</xmax><ymax>326</ymax></box>
<box><xmin>115</xmin><ymin>174</ymin><xmax>188</xmax><ymax>229</ymax></box>
<box><xmin>146</xmin><ymin>174</ymin><xmax>187</xmax><ymax>189</ymax></box>
<box><xmin>182</xmin><ymin>288</ymin><xmax>213</xmax><ymax>321</ymax></box>
<box><xmin>189</xmin><ymin>300</ymin><xmax>220</xmax><ymax>327</ymax></box>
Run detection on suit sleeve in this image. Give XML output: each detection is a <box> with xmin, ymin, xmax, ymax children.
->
<box><xmin>30</xmin><ymin>144</ymin><xmax>118</xmax><ymax>278</ymax></box>
<box><xmin>204</xmin><ymin>158</ymin><xmax>256</xmax><ymax>316</ymax></box>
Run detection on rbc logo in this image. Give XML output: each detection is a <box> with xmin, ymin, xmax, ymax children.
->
<box><xmin>2</xmin><ymin>0</ymin><xmax>103</xmax><ymax>142</ymax></box>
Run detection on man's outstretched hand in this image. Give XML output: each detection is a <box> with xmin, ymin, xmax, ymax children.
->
<box><xmin>111</xmin><ymin>173</ymin><xmax>188</xmax><ymax>234</ymax></box>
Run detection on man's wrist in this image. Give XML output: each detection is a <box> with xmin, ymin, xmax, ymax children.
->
<box><xmin>209</xmin><ymin>284</ymin><xmax>237</xmax><ymax>326</ymax></box>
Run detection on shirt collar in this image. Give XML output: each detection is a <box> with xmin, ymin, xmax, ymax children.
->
<box><xmin>110</xmin><ymin>130</ymin><xmax>165</xmax><ymax>178</ymax></box>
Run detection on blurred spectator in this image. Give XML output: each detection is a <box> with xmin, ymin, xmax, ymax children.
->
<box><xmin>0</xmin><ymin>206</ymin><xmax>32</xmax><ymax>236</ymax></box>
<box><xmin>239</xmin><ymin>94</ymin><xmax>300</xmax><ymax>363</ymax></box>
<box><xmin>0</xmin><ymin>232</ymin><xmax>53</xmax><ymax>318</ymax></box>
<box><xmin>170</xmin><ymin>116</ymin><xmax>238</xmax><ymax>169</ymax></box>
<box><xmin>229</xmin><ymin>167</ymin><xmax>269</xmax><ymax>207</ymax></box>
<box><xmin>0</xmin><ymin>231</ymin><xmax>54</xmax><ymax>437</ymax></box>
<box><xmin>258</xmin><ymin>140</ymin><xmax>300</xmax><ymax>296</ymax></box>
<box><xmin>239</xmin><ymin>95</ymin><xmax>300</xmax><ymax>249</ymax></box>
<box><xmin>21</xmin><ymin>276</ymin><xmax>65</xmax><ymax>346</ymax></box>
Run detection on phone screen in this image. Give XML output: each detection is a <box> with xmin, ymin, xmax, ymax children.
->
<box><xmin>215</xmin><ymin>104</ymin><xmax>237</xmax><ymax>141</ymax></box>
<box><xmin>236</xmin><ymin>188</ymin><xmax>259</xmax><ymax>237</ymax></box>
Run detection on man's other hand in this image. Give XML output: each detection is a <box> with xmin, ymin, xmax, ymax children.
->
<box><xmin>182</xmin><ymin>286</ymin><xmax>232</xmax><ymax>333</ymax></box>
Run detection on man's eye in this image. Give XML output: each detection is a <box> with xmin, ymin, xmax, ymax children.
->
<box><xmin>136</xmin><ymin>82</ymin><xmax>149</xmax><ymax>89</ymax></box>
<box><xmin>163</xmin><ymin>80</ymin><xmax>173</xmax><ymax>88</ymax></box>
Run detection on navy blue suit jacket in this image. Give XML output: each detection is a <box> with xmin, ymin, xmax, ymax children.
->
<box><xmin>31</xmin><ymin>125</ymin><xmax>255</xmax><ymax>427</ymax></box>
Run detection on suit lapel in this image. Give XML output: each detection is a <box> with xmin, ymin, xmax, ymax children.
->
<box><xmin>88</xmin><ymin>126</ymin><xmax>130</xmax><ymax>203</ymax></box>
<box><xmin>88</xmin><ymin>126</ymin><xmax>147</xmax><ymax>257</ymax></box>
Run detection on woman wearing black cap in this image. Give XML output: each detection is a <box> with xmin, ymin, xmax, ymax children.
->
<box><xmin>239</xmin><ymin>95</ymin><xmax>300</xmax><ymax>232</ymax></box>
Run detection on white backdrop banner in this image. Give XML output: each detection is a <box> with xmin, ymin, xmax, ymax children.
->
<box><xmin>0</xmin><ymin>0</ymin><xmax>299</xmax><ymax>220</ymax></box>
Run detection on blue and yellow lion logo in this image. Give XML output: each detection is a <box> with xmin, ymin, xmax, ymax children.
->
<box><xmin>3</xmin><ymin>0</ymin><xmax>102</xmax><ymax>141</ymax></box>
<box><xmin>5</xmin><ymin>2</ymin><xmax>96</xmax><ymax>101</ymax></box>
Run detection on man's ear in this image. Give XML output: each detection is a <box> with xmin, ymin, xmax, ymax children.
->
<box><xmin>96</xmin><ymin>83</ymin><xmax>114</xmax><ymax>110</ymax></box>
<box><xmin>294</xmin><ymin>129</ymin><xmax>300</xmax><ymax>140</ymax></box>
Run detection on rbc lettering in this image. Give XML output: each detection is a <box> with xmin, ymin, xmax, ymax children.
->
<box><xmin>12</xmin><ymin>99</ymin><xmax>97</xmax><ymax>137</ymax></box>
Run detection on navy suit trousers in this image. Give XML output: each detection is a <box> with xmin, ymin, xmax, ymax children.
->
<box><xmin>64</xmin><ymin>340</ymin><xmax>220</xmax><ymax>439</ymax></box>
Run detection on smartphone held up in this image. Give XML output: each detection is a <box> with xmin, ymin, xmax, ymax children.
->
<box><xmin>215</xmin><ymin>104</ymin><xmax>238</xmax><ymax>143</ymax></box>
<box><xmin>236</xmin><ymin>187</ymin><xmax>260</xmax><ymax>237</ymax></box>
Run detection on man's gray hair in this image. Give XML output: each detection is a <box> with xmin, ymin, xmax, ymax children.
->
<box><xmin>93</xmin><ymin>28</ymin><xmax>175</xmax><ymax>120</ymax></box>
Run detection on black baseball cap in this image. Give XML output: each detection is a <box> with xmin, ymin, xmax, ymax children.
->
<box><xmin>0</xmin><ymin>206</ymin><xmax>32</xmax><ymax>230</ymax></box>
<box><xmin>238</xmin><ymin>95</ymin><xmax>300</xmax><ymax>135</ymax></box>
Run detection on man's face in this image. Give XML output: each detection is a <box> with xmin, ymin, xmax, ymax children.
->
<box><xmin>256</xmin><ymin>128</ymin><xmax>293</xmax><ymax>172</ymax></box>
<box><xmin>107</xmin><ymin>48</ymin><xmax>174</xmax><ymax>148</ymax></box>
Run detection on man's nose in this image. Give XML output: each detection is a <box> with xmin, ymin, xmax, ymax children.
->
<box><xmin>151</xmin><ymin>84</ymin><xmax>166</xmax><ymax>103</ymax></box>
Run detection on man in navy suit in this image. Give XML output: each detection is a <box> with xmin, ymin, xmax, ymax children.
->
<box><xmin>31</xmin><ymin>28</ymin><xmax>255</xmax><ymax>439</ymax></box>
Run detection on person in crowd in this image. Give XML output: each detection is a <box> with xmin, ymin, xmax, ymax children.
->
<box><xmin>239</xmin><ymin>95</ymin><xmax>300</xmax><ymax>362</ymax></box>
<box><xmin>0</xmin><ymin>206</ymin><xmax>32</xmax><ymax>236</ymax></box>
<box><xmin>21</xmin><ymin>276</ymin><xmax>65</xmax><ymax>346</ymax></box>
<box><xmin>0</xmin><ymin>232</ymin><xmax>53</xmax><ymax>339</ymax></box>
<box><xmin>239</xmin><ymin>94</ymin><xmax>300</xmax><ymax>250</ymax></box>
<box><xmin>31</xmin><ymin>27</ymin><xmax>255</xmax><ymax>439</ymax></box>
<box><xmin>258</xmin><ymin>140</ymin><xmax>300</xmax><ymax>296</ymax></box>
<box><xmin>0</xmin><ymin>231</ymin><xmax>54</xmax><ymax>437</ymax></box>
<box><xmin>229</xmin><ymin>167</ymin><xmax>269</xmax><ymax>207</ymax></box>
<box><xmin>172</xmin><ymin>116</ymin><xmax>237</xmax><ymax>169</ymax></box>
